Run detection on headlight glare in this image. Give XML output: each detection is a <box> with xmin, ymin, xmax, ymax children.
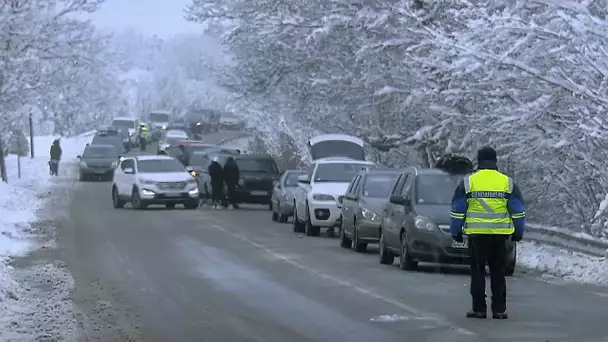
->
<box><xmin>414</xmin><ymin>216</ymin><xmax>439</xmax><ymax>231</ymax></box>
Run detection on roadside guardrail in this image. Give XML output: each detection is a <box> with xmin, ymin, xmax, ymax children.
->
<box><xmin>525</xmin><ymin>224</ymin><xmax>608</xmax><ymax>257</ymax></box>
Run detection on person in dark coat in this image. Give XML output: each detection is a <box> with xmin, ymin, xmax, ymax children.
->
<box><xmin>208</xmin><ymin>156</ymin><xmax>225</xmax><ymax>209</ymax></box>
<box><xmin>178</xmin><ymin>145</ymin><xmax>190</xmax><ymax>166</ymax></box>
<box><xmin>223</xmin><ymin>157</ymin><xmax>240</xmax><ymax>209</ymax></box>
<box><xmin>49</xmin><ymin>139</ymin><xmax>62</xmax><ymax>176</ymax></box>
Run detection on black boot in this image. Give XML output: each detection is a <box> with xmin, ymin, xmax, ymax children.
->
<box><xmin>492</xmin><ymin>312</ymin><xmax>508</xmax><ymax>319</ymax></box>
<box><xmin>466</xmin><ymin>311</ymin><xmax>487</xmax><ymax>319</ymax></box>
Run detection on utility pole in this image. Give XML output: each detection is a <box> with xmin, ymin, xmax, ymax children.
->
<box><xmin>0</xmin><ymin>137</ymin><xmax>7</xmax><ymax>183</ymax></box>
<box><xmin>29</xmin><ymin>111</ymin><xmax>34</xmax><ymax>158</ymax></box>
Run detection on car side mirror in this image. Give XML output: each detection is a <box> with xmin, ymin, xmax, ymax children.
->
<box><xmin>185</xmin><ymin>166</ymin><xmax>193</xmax><ymax>172</ymax></box>
<box><xmin>77</xmin><ymin>155</ymin><xmax>81</xmax><ymax>159</ymax></box>
<box><xmin>297</xmin><ymin>174</ymin><xmax>309</xmax><ymax>184</ymax></box>
<box><xmin>123</xmin><ymin>167</ymin><xmax>134</xmax><ymax>174</ymax></box>
<box><xmin>389</xmin><ymin>195</ymin><xmax>406</xmax><ymax>205</ymax></box>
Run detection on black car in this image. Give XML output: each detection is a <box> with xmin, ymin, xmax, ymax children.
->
<box><xmin>378</xmin><ymin>167</ymin><xmax>516</xmax><ymax>275</ymax></box>
<box><xmin>92</xmin><ymin>130</ymin><xmax>126</xmax><ymax>154</ymax></box>
<box><xmin>77</xmin><ymin>144</ymin><xmax>121</xmax><ymax>181</ymax></box>
<box><xmin>233</xmin><ymin>154</ymin><xmax>280</xmax><ymax>205</ymax></box>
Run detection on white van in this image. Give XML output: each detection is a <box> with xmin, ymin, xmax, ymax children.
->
<box><xmin>307</xmin><ymin>134</ymin><xmax>366</xmax><ymax>161</ymax></box>
<box><xmin>111</xmin><ymin>117</ymin><xmax>140</xmax><ymax>146</ymax></box>
<box><xmin>148</xmin><ymin>110</ymin><xmax>170</xmax><ymax>131</ymax></box>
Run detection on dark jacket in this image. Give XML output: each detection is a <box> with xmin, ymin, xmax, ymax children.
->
<box><xmin>223</xmin><ymin>157</ymin><xmax>240</xmax><ymax>185</ymax></box>
<box><xmin>50</xmin><ymin>142</ymin><xmax>62</xmax><ymax>160</ymax></box>
<box><xmin>449</xmin><ymin>160</ymin><xmax>526</xmax><ymax>240</ymax></box>
<box><xmin>208</xmin><ymin>161</ymin><xmax>224</xmax><ymax>185</ymax></box>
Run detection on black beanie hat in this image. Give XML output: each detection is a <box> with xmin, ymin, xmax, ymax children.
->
<box><xmin>477</xmin><ymin>146</ymin><xmax>497</xmax><ymax>163</ymax></box>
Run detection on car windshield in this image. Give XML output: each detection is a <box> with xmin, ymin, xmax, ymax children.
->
<box><xmin>415</xmin><ymin>174</ymin><xmax>464</xmax><ymax>205</ymax></box>
<box><xmin>166</xmin><ymin>130</ymin><xmax>187</xmax><ymax>138</ymax></box>
<box><xmin>83</xmin><ymin>146</ymin><xmax>116</xmax><ymax>158</ymax></box>
<box><xmin>314</xmin><ymin>163</ymin><xmax>373</xmax><ymax>182</ymax></box>
<box><xmin>164</xmin><ymin>136</ymin><xmax>185</xmax><ymax>145</ymax></box>
<box><xmin>111</xmin><ymin>119</ymin><xmax>135</xmax><ymax>129</ymax></box>
<box><xmin>362</xmin><ymin>174</ymin><xmax>399</xmax><ymax>198</ymax></box>
<box><xmin>236</xmin><ymin>158</ymin><xmax>279</xmax><ymax>173</ymax></box>
<box><xmin>284</xmin><ymin>172</ymin><xmax>304</xmax><ymax>187</ymax></box>
<box><xmin>137</xmin><ymin>159</ymin><xmax>185</xmax><ymax>173</ymax></box>
<box><xmin>149</xmin><ymin>113</ymin><xmax>169</xmax><ymax>122</ymax></box>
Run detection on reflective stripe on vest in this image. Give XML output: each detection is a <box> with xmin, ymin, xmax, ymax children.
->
<box><xmin>463</xmin><ymin>170</ymin><xmax>514</xmax><ymax>235</ymax></box>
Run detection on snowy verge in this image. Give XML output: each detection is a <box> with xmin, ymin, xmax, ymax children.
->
<box><xmin>0</xmin><ymin>134</ymin><xmax>89</xmax><ymax>340</ymax></box>
<box><xmin>527</xmin><ymin>223</ymin><xmax>608</xmax><ymax>257</ymax></box>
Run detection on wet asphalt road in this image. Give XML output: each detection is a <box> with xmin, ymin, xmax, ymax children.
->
<box><xmin>59</xmin><ymin>131</ymin><xmax>608</xmax><ymax>342</ymax></box>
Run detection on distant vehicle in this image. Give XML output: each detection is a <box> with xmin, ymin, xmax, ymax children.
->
<box><xmin>378</xmin><ymin>167</ymin><xmax>517</xmax><ymax>276</ymax></box>
<box><xmin>270</xmin><ymin>170</ymin><xmax>306</xmax><ymax>223</ymax></box>
<box><xmin>308</xmin><ymin>134</ymin><xmax>366</xmax><ymax>161</ymax></box>
<box><xmin>77</xmin><ymin>144</ymin><xmax>120</xmax><ymax>181</ymax></box>
<box><xmin>148</xmin><ymin>110</ymin><xmax>170</xmax><ymax>131</ymax></box>
<box><xmin>91</xmin><ymin>131</ymin><xmax>125</xmax><ymax>155</ymax></box>
<box><xmin>185</xmin><ymin>150</ymin><xmax>242</xmax><ymax>197</ymax></box>
<box><xmin>156</xmin><ymin>130</ymin><xmax>189</xmax><ymax>154</ymax></box>
<box><xmin>111</xmin><ymin>155</ymin><xmax>199</xmax><ymax>210</ymax></box>
<box><xmin>188</xmin><ymin>109</ymin><xmax>221</xmax><ymax>133</ymax></box>
<box><xmin>232</xmin><ymin>154</ymin><xmax>280</xmax><ymax>205</ymax></box>
<box><xmin>111</xmin><ymin>117</ymin><xmax>140</xmax><ymax>147</ymax></box>
<box><xmin>219</xmin><ymin>113</ymin><xmax>245</xmax><ymax>131</ymax></box>
<box><xmin>161</xmin><ymin>140</ymin><xmax>219</xmax><ymax>165</ymax></box>
<box><xmin>293</xmin><ymin>157</ymin><xmax>376</xmax><ymax>236</ymax></box>
<box><xmin>338</xmin><ymin>169</ymin><xmax>401</xmax><ymax>252</ymax></box>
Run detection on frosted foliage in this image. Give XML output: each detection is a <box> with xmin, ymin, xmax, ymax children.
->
<box><xmin>0</xmin><ymin>0</ymin><xmax>124</xmax><ymax>137</ymax></box>
<box><xmin>186</xmin><ymin>0</ymin><xmax>608</xmax><ymax>238</ymax></box>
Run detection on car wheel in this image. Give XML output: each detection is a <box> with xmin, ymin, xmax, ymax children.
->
<box><xmin>276</xmin><ymin>200</ymin><xmax>288</xmax><ymax>223</ymax></box>
<box><xmin>292</xmin><ymin>203</ymin><xmax>305</xmax><ymax>233</ymax></box>
<box><xmin>165</xmin><ymin>203</ymin><xmax>176</xmax><ymax>209</ymax></box>
<box><xmin>399</xmin><ymin>231</ymin><xmax>417</xmax><ymax>270</ymax></box>
<box><xmin>378</xmin><ymin>230</ymin><xmax>394</xmax><ymax>265</ymax></box>
<box><xmin>131</xmin><ymin>188</ymin><xmax>147</xmax><ymax>210</ymax></box>
<box><xmin>352</xmin><ymin>221</ymin><xmax>367</xmax><ymax>253</ymax></box>
<box><xmin>112</xmin><ymin>186</ymin><xmax>125</xmax><ymax>209</ymax></box>
<box><xmin>184</xmin><ymin>200</ymin><xmax>199</xmax><ymax>209</ymax></box>
<box><xmin>339</xmin><ymin>218</ymin><xmax>352</xmax><ymax>248</ymax></box>
<box><xmin>304</xmin><ymin>204</ymin><xmax>320</xmax><ymax>237</ymax></box>
<box><xmin>506</xmin><ymin>244</ymin><xmax>516</xmax><ymax>276</ymax></box>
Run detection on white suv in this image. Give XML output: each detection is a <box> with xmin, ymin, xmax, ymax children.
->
<box><xmin>293</xmin><ymin>158</ymin><xmax>375</xmax><ymax>236</ymax></box>
<box><xmin>111</xmin><ymin>155</ymin><xmax>200</xmax><ymax>210</ymax></box>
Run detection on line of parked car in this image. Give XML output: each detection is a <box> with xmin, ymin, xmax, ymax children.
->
<box><xmin>267</xmin><ymin>134</ymin><xmax>517</xmax><ymax>275</ymax></box>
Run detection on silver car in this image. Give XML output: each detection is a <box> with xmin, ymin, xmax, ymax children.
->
<box><xmin>270</xmin><ymin>170</ymin><xmax>305</xmax><ymax>222</ymax></box>
<box><xmin>157</xmin><ymin>133</ymin><xmax>188</xmax><ymax>154</ymax></box>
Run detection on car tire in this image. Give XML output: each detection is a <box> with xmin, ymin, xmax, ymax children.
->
<box><xmin>184</xmin><ymin>200</ymin><xmax>199</xmax><ymax>209</ymax></box>
<box><xmin>304</xmin><ymin>204</ymin><xmax>320</xmax><ymax>237</ymax></box>
<box><xmin>399</xmin><ymin>231</ymin><xmax>417</xmax><ymax>270</ymax></box>
<box><xmin>131</xmin><ymin>188</ymin><xmax>147</xmax><ymax>210</ymax></box>
<box><xmin>352</xmin><ymin>221</ymin><xmax>367</xmax><ymax>253</ymax></box>
<box><xmin>292</xmin><ymin>203</ymin><xmax>305</xmax><ymax>233</ymax></box>
<box><xmin>79</xmin><ymin>173</ymin><xmax>88</xmax><ymax>182</ymax></box>
<box><xmin>165</xmin><ymin>203</ymin><xmax>176</xmax><ymax>209</ymax></box>
<box><xmin>112</xmin><ymin>186</ymin><xmax>125</xmax><ymax>209</ymax></box>
<box><xmin>378</xmin><ymin>230</ymin><xmax>394</xmax><ymax>265</ymax></box>
<box><xmin>506</xmin><ymin>244</ymin><xmax>516</xmax><ymax>276</ymax></box>
<box><xmin>339</xmin><ymin>219</ymin><xmax>352</xmax><ymax>248</ymax></box>
<box><xmin>276</xmin><ymin>200</ymin><xmax>288</xmax><ymax>223</ymax></box>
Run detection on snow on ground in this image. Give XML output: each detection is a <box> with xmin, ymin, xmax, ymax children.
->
<box><xmin>0</xmin><ymin>134</ymin><xmax>89</xmax><ymax>340</ymax></box>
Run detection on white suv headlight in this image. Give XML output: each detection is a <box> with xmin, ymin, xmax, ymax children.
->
<box><xmin>361</xmin><ymin>207</ymin><xmax>380</xmax><ymax>221</ymax></box>
<box><xmin>312</xmin><ymin>193</ymin><xmax>334</xmax><ymax>201</ymax></box>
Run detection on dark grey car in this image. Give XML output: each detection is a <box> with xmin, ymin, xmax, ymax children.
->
<box><xmin>77</xmin><ymin>144</ymin><xmax>121</xmax><ymax>181</ymax></box>
<box><xmin>378</xmin><ymin>167</ymin><xmax>516</xmax><ymax>275</ymax></box>
<box><xmin>338</xmin><ymin>169</ymin><xmax>400</xmax><ymax>252</ymax></box>
<box><xmin>270</xmin><ymin>170</ymin><xmax>305</xmax><ymax>222</ymax></box>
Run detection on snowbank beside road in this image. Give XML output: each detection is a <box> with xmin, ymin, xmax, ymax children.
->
<box><xmin>0</xmin><ymin>134</ymin><xmax>89</xmax><ymax>340</ymax></box>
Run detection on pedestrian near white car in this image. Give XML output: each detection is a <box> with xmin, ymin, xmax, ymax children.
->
<box><xmin>111</xmin><ymin>155</ymin><xmax>199</xmax><ymax>210</ymax></box>
<box><xmin>293</xmin><ymin>157</ymin><xmax>376</xmax><ymax>236</ymax></box>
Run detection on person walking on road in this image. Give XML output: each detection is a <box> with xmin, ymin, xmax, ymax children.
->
<box><xmin>223</xmin><ymin>156</ymin><xmax>240</xmax><ymax>209</ymax></box>
<box><xmin>450</xmin><ymin>146</ymin><xmax>526</xmax><ymax>320</ymax></box>
<box><xmin>208</xmin><ymin>156</ymin><xmax>225</xmax><ymax>209</ymax></box>
<box><xmin>49</xmin><ymin>139</ymin><xmax>62</xmax><ymax>176</ymax></box>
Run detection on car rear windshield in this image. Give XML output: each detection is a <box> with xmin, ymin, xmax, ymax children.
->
<box><xmin>83</xmin><ymin>146</ymin><xmax>116</xmax><ymax>158</ymax></box>
<box><xmin>236</xmin><ymin>158</ymin><xmax>279</xmax><ymax>173</ymax></box>
<box><xmin>362</xmin><ymin>173</ymin><xmax>398</xmax><ymax>198</ymax></box>
<box><xmin>314</xmin><ymin>163</ymin><xmax>373</xmax><ymax>182</ymax></box>
<box><xmin>284</xmin><ymin>172</ymin><xmax>304</xmax><ymax>187</ymax></box>
<box><xmin>149</xmin><ymin>113</ymin><xmax>169</xmax><ymax>122</ymax></box>
<box><xmin>92</xmin><ymin>136</ymin><xmax>120</xmax><ymax>145</ymax></box>
<box><xmin>137</xmin><ymin>159</ymin><xmax>185</xmax><ymax>173</ymax></box>
<box><xmin>415</xmin><ymin>174</ymin><xmax>464</xmax><ymax>205</ymax></box>
<box><xmin>111</xmin><ymin>119</ymin><xmax>135</xmax><ymax>129</ymax></box>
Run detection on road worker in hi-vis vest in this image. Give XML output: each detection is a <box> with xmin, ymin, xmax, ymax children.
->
<box><xmin>449</xmin><ymin>146</ymin><xmax>526</xmax><ymax>320</ymax></box>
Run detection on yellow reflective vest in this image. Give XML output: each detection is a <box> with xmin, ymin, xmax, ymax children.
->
<box><xmin>463</xmin><ymin>169</ymin><xmax>515</xmax><ymax>235</ymax></box>
<box><xmin>140</xmin><ymin>125</ymin><xmax>148</xmax><ymax>137</ymax></box>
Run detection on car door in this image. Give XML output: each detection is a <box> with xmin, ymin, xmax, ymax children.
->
<box><xmin>272</xmin><ymin>171</ymin><xmax>286</xmax><ymax>209</ymax></box>
<box><xmin>400</xmin><ymin>174</ymin><xmax>416</xmax><ymax>235</ymax></box>
<box><xmin>117</xmin><ymin>159</ymin><xmax>134</xmax><ymax>195</ymax></box>
<box><xmin>296</xmin><ymin>165</ymin><xmax>315</xmax><ymax>220</ymax></box>
<box><xmin>384</xmin><ymin>173</ymin><xmax>409</xmax><ymax>249</ymax></box>
<box><xmin>342</xmin><ymin>175</ymin><xmax>361</xmax><ymax>237</ymax></box>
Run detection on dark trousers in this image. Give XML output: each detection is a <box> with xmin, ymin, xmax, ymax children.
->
<box><xmin>211</xmin><ymin>181</ymin><xmax>224</xmax><ymax>204</ymax></box>
<box><xmin>49</xmin><ymin>160</ymin><xmax>59</xmax><ymax>176</ymax></box>
<box><xmin>468</xmin><ymin>235</ymin><xmax>508</xmax><ymax>313</ymax></box>
<box><xmin>225</xmin><ymin>182</ymin><xmax>237</xmax><ymax>207</ymax></box>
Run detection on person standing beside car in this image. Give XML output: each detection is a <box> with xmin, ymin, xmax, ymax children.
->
<box><xmin>449</xmin><ymin>146</ymin><xmax>526</xmax><ymax>320</ymax></box>
<box><xmin>49</xmin><ymin>139</ymin><xmax>62</xmax><ymax>176</ymax></box>
<box><xmin>223</xmin><ymin>156</ymin><xmax>240</xmax><ymax>209</ymax></box>
<box><xmin>208</xmin><ymin>156</ymin><xmax>225</xmax><ymax>209</ymax></box>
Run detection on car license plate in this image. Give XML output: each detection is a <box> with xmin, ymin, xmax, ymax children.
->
<box><xmin>451</xmin><ymin>239</ymin><xmax>468</xmax><ymax>248</ymax></box>
<box><xmin>93</xmin><ymin>169</ymin><xmax>107</xmax><ymax>174</ymax></box>
<box><xmin>251</xmin><ymin>190</ymin><xmax>267</xmax><ymax>196</ymax></box>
